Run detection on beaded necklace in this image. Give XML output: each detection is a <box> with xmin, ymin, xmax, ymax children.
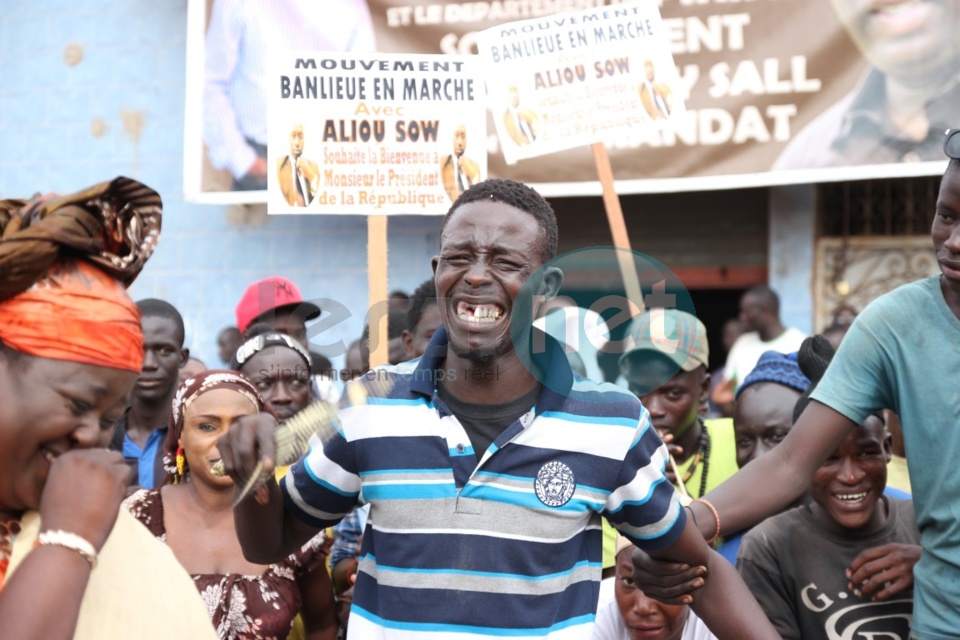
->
<box><xmin>679</xmin><ymin>421</ymin><xmax>712</xmax><ymax>498</ymax></box>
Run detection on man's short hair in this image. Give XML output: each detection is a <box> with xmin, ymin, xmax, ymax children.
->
<box><xmin>406</xmin><ymin>278</ymin><xmax>438</xmax><ymax>331</ymax></box>
<box><xmin>136</xmin><ymin>298</ymin><xmax>185</xmax><ymax>346</ymax></box>
<box><xmin>440</xmin><ymin>178</ymin><xmax>558</xmax><ymax>263</ymax></box>
<box><xmin>388</xmin><ymin>309</ymin><xmax>408</xmax><ymax>340</ymax></box>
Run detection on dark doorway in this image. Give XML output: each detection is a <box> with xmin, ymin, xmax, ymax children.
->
<box><xmin>687</xmin><ymin>288</ymin><xmax>745</xmax><ymax>372</ymax></box>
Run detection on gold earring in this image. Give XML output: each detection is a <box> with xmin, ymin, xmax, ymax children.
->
<box><xmin>176</xmin><ymin>446</ymin><xmax>186</xmax><ymax>482</ymax></box>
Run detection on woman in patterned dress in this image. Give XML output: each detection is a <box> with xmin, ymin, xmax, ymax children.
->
<box><xmin>124</xmin><ymin>370</ymin><xmax>337</xmax><ymax>640</ymax></box>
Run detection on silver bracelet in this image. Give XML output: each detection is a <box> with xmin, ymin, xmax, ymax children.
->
<box><xmin>37</xmin><ymin>530</ymin><xmax>98</xmax><ymax>569</ymax></box>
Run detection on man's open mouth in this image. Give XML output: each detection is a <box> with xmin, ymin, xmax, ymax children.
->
<box><xmin>833</xmin><ymin>491</ymin><xmax>868</xmax><ymax>502</ymax></box>
<box><xmin>456</xmin><ymin>301</ymin><xmax>504</xmax><ymax>324</ymax></box>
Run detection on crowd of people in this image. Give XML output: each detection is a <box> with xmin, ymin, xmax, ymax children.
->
<box><xmin>1</xmin><ymin>133</ymin><xmax>958</xmax><ymax>640</ymax></box>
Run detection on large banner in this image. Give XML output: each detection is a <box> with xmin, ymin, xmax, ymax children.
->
<box><xmin>185</xmin><ymin>0</ymin><xmax>957</xmax><ymax>203</ymax></box>
<box><xmin>267</xmin><ymin>52</ymin><xmax>486</xmax><ymax>214</ymax></box>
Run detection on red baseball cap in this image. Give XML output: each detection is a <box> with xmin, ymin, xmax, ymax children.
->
<box><xmin>235</xmin><ymin>276</ymin><xmax>321</xmax><ymax>334</ymax></box>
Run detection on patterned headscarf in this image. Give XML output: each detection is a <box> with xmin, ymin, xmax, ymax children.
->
<box><xmin>0</xmin><ymin>176</ymin><xmax>161</xmax><ymax>299</ymax></box>
<box><xmin>164</xmin><ymin>370</ymin><xmax>266</xmax><ymax>482</ymax></box>
<box><xmin>0</xmin><ymin>177</ymin><xmax>161</xmax><ymax>372</ymax></box>
<box><xmin>736</xmin><ymin>350</ymin><xmax>811</xmax><ymax>400</ymax></box>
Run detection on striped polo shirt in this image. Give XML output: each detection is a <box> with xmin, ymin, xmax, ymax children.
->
<box><xmin>282</xmin><ymin>327</ymin><xmax>685</xmax><ymax>639</ymax></box>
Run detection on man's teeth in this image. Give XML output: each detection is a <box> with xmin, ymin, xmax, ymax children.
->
<box><xmin>834</xmin><ymin>492</ymin><xmax>867</xmax><ymax>501</ymax></box>
<box><xmin>43</xmin><ymin>450</ymin><xmax>57</xmax><ymax>462</ymax></box>
<box><xmin>457</xmin><ymin>302</ymin><xmax>502</xmax><ymax>323</ymax></box>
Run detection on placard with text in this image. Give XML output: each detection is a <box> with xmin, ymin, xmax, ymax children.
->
<box><xmin>476</xmin><ymin>1</ymin><xmax>684</xmax><ymax>164</ymax></box>
<box><xmin>268</xmin><ymin>52</ymin><xmax>486</xmax><ymax>215</ymax></box>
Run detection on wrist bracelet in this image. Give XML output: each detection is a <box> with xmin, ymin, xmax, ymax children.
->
<box><xmin>36</xmin><ymin>530</ymin><xmax>98</xmax><ymax>569</ymax></box>
<box><xmin>692</xmin><ymin>498</ymin><xmax>721</xmax><ymax>547</ymax></box>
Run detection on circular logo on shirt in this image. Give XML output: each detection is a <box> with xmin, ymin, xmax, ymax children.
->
<box><xmin>534</xmin><ymin>461</ymin><xmax>577</xmax><ymax>507</ymax></box>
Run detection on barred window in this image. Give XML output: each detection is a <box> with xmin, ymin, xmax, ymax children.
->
<box><xmin>817</xmin><ymin>176</ymin><xmax>939</xmax><ymax>238</ymax></box>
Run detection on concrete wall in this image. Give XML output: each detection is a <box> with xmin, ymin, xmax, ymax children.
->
<box><xmin>0</xmin><ymin>0</ymin><xmax>441</xmax><ymax>369</ymax></box>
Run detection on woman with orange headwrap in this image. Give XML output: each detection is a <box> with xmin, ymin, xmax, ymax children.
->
<box><xmin>0</xmin><ymin>178</ymin><xmax>216</xmax><ymax>640</ymax></box>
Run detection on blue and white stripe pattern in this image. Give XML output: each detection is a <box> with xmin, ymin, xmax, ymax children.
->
<box><xmin>281</xmin><ymin>327</ymin><xmax>685</xmax><ymax>638</ymax></box>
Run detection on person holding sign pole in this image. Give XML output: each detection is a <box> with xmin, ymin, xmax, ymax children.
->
<box><xmin>217</xmin><ymin>178</ymin><xmax>780</xmax><ymax>640</ymax></box>
<box><xmin>440</xmin><ymin>124</ymin><xmax>482</xmax><ymax>201</ymax></box>
<box><xmin>277</xmin><ymin>124</ymin><xmax>320</xmax><ymax>208</ymax></box>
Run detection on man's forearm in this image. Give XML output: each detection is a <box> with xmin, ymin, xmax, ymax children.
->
<box><xmin>234</xmin><ymin>481</ymin><xmax>296</xmax><ymax>563</ymax></box>
<box><xmin>648</xmin><ymin>520</ymin><xmax>779</xmax><ymax>639</ymax></box>
<box><xmin>688</xmin><ymin>447</ymin><xmax>807</xmax><ymax>539</ymax></box>
<box><xmin>691</xmin><ymin>550</ymin><xmax>780</xmax><ymax>640</ymax></box>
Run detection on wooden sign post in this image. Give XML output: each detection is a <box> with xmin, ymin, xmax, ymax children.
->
<box><xmin>591</xmin><ymin>142</ymin><xmax>644</xmax><ymax>313</ymax></box>
<box><xmin>368</xmin><ymin>215</ymin><xmax>389</xmax><ymax>368</ymax></box>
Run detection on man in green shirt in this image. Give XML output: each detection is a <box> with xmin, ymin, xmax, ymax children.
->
<box><xmin>620</xmin><ymin>309</ymin><xmax>738</xmax><ymax>500</ymax></box>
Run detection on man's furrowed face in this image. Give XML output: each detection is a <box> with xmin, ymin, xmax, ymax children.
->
<box><xmin>241</xmin><ymin>347</ymin><xmax>313</xmax><ymax>421</ymax></box>
<box><xmin>828</xmin><ymin>0</ymin><xmax>959</xmax><ymax>79</ymax></box>
<box><xmin>733</xmin><ymin>382</ymin><xmax>801</xmax><ymax>469</ymax></box>
<box><xmin>432</xmin><ymin>201</ymin><xmax>544</xmax><ymax>366</ymax></box>
<box><xmin>290</xmin><ymin>125</ymin><xmax>305</xmax><ymax>158</ymax></box>
<box><xmin>454</xmin><ymin>126</ymin><xmax>467</xmax><ymax>157</ymax></box>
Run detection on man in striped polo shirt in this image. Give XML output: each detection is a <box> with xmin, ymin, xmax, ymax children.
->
<box><xmin>219</xmin><ymin>179</ymin><xmax>777</xmax><ymax>639</ymax></box>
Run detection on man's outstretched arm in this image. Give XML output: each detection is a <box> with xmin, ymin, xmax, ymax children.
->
<box><xmin>218</xmin><ymin>413</ymin><xmax>323</xmax><ymax>563</ymax></box>
<box><xmin>646</xmin><ymin>518</ymin><xmax>781</xmax><ymax>640</ymax></box>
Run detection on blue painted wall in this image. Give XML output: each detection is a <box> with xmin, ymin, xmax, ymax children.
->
<box><xmin>0</xmin><ymin>0</ymin><xmax>441</xmax><ymax>370</ymax></box>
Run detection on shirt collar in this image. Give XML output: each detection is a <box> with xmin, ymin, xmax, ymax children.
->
<box><xmin>410</xmin><ymin>325</ymin><xmax>574</xmax><ymax>413</ymax></box>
